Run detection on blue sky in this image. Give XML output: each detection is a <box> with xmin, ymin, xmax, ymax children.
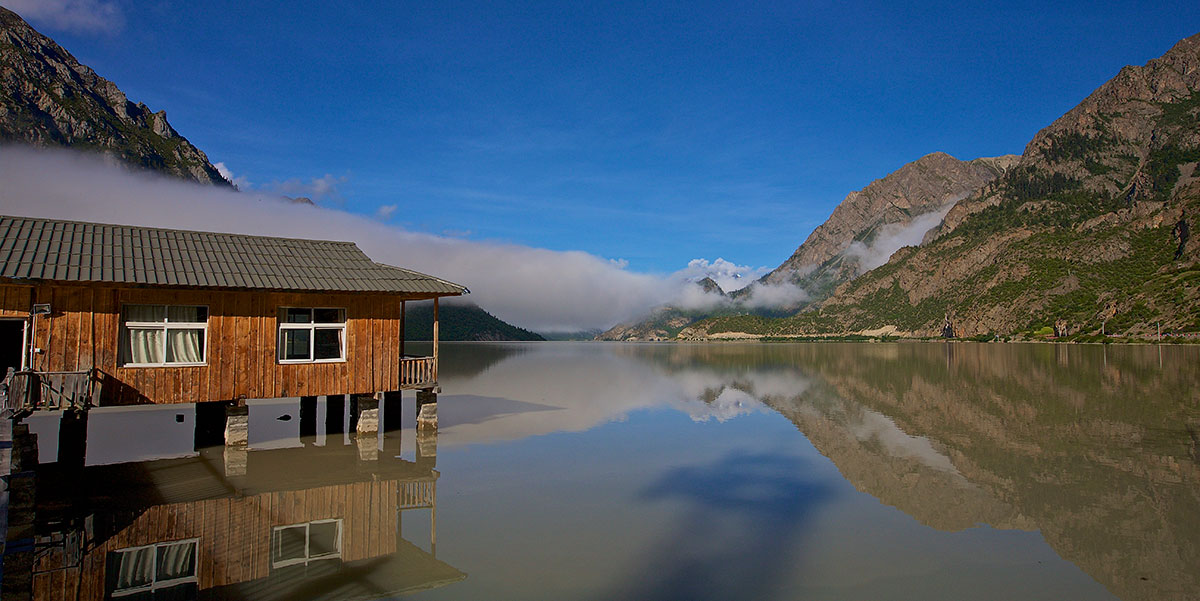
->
<box><xmin>8</xmin><ymin>0</ymin><xmax>1200</xmax><ymax>274</ymax></box>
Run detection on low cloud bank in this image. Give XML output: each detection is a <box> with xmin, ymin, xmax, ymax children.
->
<box><xmin>667</xmin><ymin>259</ymin><xmax>809</xmax><ymax>312</ymax></box>
<box><xmin>844</xmin><ymin>203</ymin><xmax>956</xmax><ymax>274</ymax></box>
<box><xmin>2</xmin><ymin>147</ymin><xmax>817</xmax><ymax>332</ymax></box>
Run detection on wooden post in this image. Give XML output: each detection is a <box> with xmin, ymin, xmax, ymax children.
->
<box><xmin>400</xmin><ymin>300</ymin><xmax>406</xmax><ymax>359</ymax></box>
<box><xmin>432</xmin><ymin>297</ymin><xmax>439</xmax><ymax>382</ymax></box>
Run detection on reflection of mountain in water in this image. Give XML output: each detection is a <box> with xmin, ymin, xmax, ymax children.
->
<box><xmin>628</xmin><ymin>342</ymin><xmax>1200</xmax><ymax>601</ymax></box>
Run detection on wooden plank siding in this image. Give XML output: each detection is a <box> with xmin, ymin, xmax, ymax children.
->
<box><xmin>30</xmin><ymin>480</ymin><xmax>401</xmax><ymax>601</ymax></box>
<box><xmin>2</xmin><ymin>283</ymin><xmax>429</xmax><ymax>405</ymax></box>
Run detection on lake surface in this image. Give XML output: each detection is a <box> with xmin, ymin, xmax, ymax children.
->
<box><xmin>2</xmin><ymin>342</ymin><xmax>1199</xmax><ymax>600</ymax></box>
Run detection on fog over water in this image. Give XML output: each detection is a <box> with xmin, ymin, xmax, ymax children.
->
<box><xmin>1</xmin><ymin>146</ymin><xmax>758</xmax><ymax>332</ymax></box>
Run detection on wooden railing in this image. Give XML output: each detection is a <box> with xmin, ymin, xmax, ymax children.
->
<box><xmin>1</xmin><ymin>369</ymin><xmax>100</xmax><ymax>415</ymax></box>
<box><xmin>399</xmin><ymin>355</ymin><xmax>436</xmax><ymax>388</ymax></box>
<box><xmin>398</xmin><ymin>479</ymin><xmax>436</xmax><ymax>510</ymax></box>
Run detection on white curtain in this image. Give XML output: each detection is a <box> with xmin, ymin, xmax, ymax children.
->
<box><xmin>124</xmin><ymin>328</ymin><xmax>164</xmax><ymax>364</ymax></box>
<box><xmin>156</xmin><ymin>542</ymin><xmax>196</xmax><ymax>581</ymax></box>
<box><xmin>167</xmin><ymin>329</ymin><xmax>203</xmax><ymax>363</ymax></box>
<box><xmin>116</xmin><ymin>547</ymin><xmax>155</xmax><ymax>589</ymax></box>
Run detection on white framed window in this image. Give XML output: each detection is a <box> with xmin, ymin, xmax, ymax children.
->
<box><xmin>271</xmin><ymin>519</ymin><xmax>342</xmax><ymax>568</ymax></box>
<box><xmin>119</xmin><ymin>305</ymin><xmax>208</xmax><ymax>367</ymax></box>
<box><xmin>110</xmin><ymin>539</ymin><xmax>199</xmax><ymax>597</ymax></box>
<box><xmin>277</xmin><ymin>308</ymin><xmax>346</xmax><ymax>363</ymax></box>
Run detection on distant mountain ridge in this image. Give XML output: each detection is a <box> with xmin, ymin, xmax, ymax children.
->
<box><xmin>0</xmin><ymin>6</ymin><xmax>230</xmax><ymax>185</ymax></box>
<box><xmin>684</xmin><ymin>31</ymin><xmax>1200</xmax><ymax>339</ymax></box>
<box><xmin>404</xmin><ymin>302</ymin><xmax>545</xmax><ymax>341</ymax></box>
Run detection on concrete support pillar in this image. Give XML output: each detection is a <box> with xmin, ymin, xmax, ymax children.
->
<box><xmin>352</xmin><ymin>394</ymin><xmax>379</xmax><ymax>436</ymax></box>
<box><xmin>224</xmin><ymin>404</ymin><xmax>249</xmax><ymax>476</ymax></box>
<box><xmin>224</xmin><ymin>405</ymin><xmax>249</xmax><ymax>447</ymax></box>
<box><xmin>416</xmin><ymin>426</ymin><xmax>437</xmax><ymax>470</ymax></box>
<box><xmin>299</xmin><ymin>396</ymin><xmax>318</xmax><ymax>440</ymax></box>
<box><xmin>416</xmin><ymin>389</ymin><xmax>437</xmax><ymax>431</ymax></box>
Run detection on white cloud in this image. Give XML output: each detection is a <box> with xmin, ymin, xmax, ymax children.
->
<box><xmin>1</xmin><ymin>0</ymin><xmax>123</xmax><ymax>34</ymax></box>
<box><xmin>843</xmin><ymin>203</ymin><xmax>955</xmax><ymax>274</ymax></box>
<box><xmin>273</xmin><ymin>173</ymin><xmax>346</xmax><ymax>202</ymax></box>
<box><xmin>671</xmin><ymin>258</ymin><xmax>767</xmax><ymax>293</ymax></box>
<box><xmin>667</xmin><ymin>261</ymin><xmax>809</xmax><ymax>312</ymax></box>
<box><xmin>212</xmin><ymin>161</ymin><xmax>248</xmax><ymax>190</ymax></box>
<box><xmin>376</xmin><ymin>204</ymin><xmax>398</xmax><ymax>219</ymax></box>
<box><xmin>738</xmin><ymin>281</ymin><xmax>809</xmax><ymax>308</ymax></box>
<box><xmin>0</xmin><ymin>146</ymin><xmax>682</xmax><ymax>332</ymax></box>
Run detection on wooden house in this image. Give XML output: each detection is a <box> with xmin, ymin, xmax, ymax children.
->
<box><xmin>0</xmin><ymin>215</ymin><xmax>466</xmax><ymax>411</ymax></box>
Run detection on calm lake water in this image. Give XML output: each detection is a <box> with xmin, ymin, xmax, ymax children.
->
<box><xmin>3</xmin><ymin>342</ymin><xmax>1199</xmax><ymax>600</ymax></box>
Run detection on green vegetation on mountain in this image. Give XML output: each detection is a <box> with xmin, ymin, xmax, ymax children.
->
<box><xmin>0</xmin><ymin>6</ymin><xmax>230</xmax><ymax>185</ymax></box>
<box><xmin>680</xmin><ymin>32</ymin><xmax>1200</xmax><ymax>341</ymax></box>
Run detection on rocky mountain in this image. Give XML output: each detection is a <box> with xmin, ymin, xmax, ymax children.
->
<box><xmin>760</xmin><ymin>151</ymin><xmax>1018</xmax><ymax>300</ymax></box>
<box><xmin>597</xmin><ymin>277</ymin><xmax>739</xmax><ymax>341</ymax></box>
<box><xmin>0</xmin><ymin>6</ymin><xmax>230</xmax><ymax>185</ymax></box>
<box><xmin>683</xmin><ymin>31</ymin><xmax>1200</xmax><ymax>340</ymax></box>
<box><xmin>598</xmin><ymin>153</ymin><xmax>1016</xmax><ymax>341</ymax></box>
<box><xmin>404</xmin><ymin>302</ymin><xmax>545</xmax><ymax>342</ymax></box>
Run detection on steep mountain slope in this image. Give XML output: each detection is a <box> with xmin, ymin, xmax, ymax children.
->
<box><xmin>762</xmin><ymin>152</ymin><xmax>1018</xmax><ymax>299</ymax></box>
<box><xmin>686</xmin><ymin>32</ymin><xmax>1200</xmax><ymax>339</ymax></box>
<box><xmin>598</xmin><ymin>153</ymin><xmax>1015</xmax><ymax>341</ymax></box>
<box><xmin>0</xmin><ymin>7</ymin><xmax>229</xmax><ymax>185</ymax></box>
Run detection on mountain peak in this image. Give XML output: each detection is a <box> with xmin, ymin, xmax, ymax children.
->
<box><xmin>759</xmin><ymin>150</ymin><xmax>1010</xmax><ymax>299</ymax></box>
<box><xmin>0</xmin><ymin>6</ymin><xmax>231</xmax><ymax>186</ymax></box>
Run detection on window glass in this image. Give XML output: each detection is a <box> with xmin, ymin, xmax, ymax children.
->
<box><xmin>167</xmin><ymin>306</ymin><xmax>207</xmax><ymax>323</ymax></box>
<box><xmin>281</xmin><ymin>329</ymin><xmax>311</xmax><ymax>360</ymax></box>
<box><xmin>308</xmin><ymin>522</ymin><xmax>340</xmax><ymax>558</ymax></box>
<box><xmin>166</xmin><ymin>329</ymin><xmax>204</xmax><ymax>363</ymax></box>
<box><xmin>313</xmin><ymin>329</ymin><xmax>342</xmax><ymax>360</ymax></box>
<box><xmin>155</xmin><ymin>541</ymin><xmax>197</xmax><ymax>582</ymax></box>
<box><xmin>120</xmin><ymin>305</ymin><xmax>207</xmax><ymax>366</ymax></box>
<box><xmin>313</xmin><ymin>308</ymin><xmax>345</xmax><ymax>324</ymax></box>
<box><xmin>115</xmin><ymin>547</ymin><xmax>155</xmax><ymax>590</ymax></box>
<box><xmin>122</xmin><ymin>328</ymin><xmax>165</xmax><ymax>364</ymax></box>
<box><xmin>124</xmin><ymin>305</ymin><xmax>166</xmax><ymax>323</ymax></box>
<box><xmin>283</xmin><ymin>308</ymin><xmax>312</xmax><ymax>323</ymax></box>
<box><xmin>273</xmin><ymin>526</ymin><xmax>308</xmax><ymax>563</ymax></box>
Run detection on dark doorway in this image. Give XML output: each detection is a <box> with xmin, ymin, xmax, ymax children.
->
<box><xmin>0</xmin><ymin>319</ymin><xmax>25</xmax><ymax>377</ymax></box>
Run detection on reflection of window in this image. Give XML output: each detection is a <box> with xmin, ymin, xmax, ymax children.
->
<box><xmin>110</xmin><ymin>539</ymin><xmax>198</xmax><ymax>597</ymax></box>
<box><xmin>277</xmin><ymin>308</ymin><xmax>346</xmax><ymax>363</ymax></box>
<box><xmin>120</xmin><ymin>305</ymin><xmax>208</xmax><ymax>366</ymax></box>
<box><xmin>272</xmin><ymin>519</ymin><xmax>342</xmax><ymax>567</ymax></box>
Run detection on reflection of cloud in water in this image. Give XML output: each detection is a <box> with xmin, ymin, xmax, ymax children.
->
<box><xmin>845</xmin><ymin>409</ymin><xmax>960</xmax><ymax>475</ymax></box>
<box><xmin>594</xmin><ymin>450</ymin><xmax>833</xmax><ymax>601</ymax></box>
<box><xmin>437</xmin><ymin>346</ymin><xmax>769</xmax><ymax>446</ymax></box>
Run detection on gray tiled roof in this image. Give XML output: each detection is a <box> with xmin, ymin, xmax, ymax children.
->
<box><xmin>0</xmin><ymin>215</ymin><xmax>467</xmax><ymax>295</ymax></box>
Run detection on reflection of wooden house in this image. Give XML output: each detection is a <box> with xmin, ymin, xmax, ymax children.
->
<box><xmin>0</xmin><ymin>215</ymin><xmax>465</xmax><ymax>411</ymax></box>
<box><xmin>21</xmin><ymin>434</ymin><xmax>461</xmax><ymax>600</ymax></box>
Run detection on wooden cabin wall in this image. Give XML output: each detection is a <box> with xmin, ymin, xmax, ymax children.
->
<box><xmin>1</xmin><ymin>283</ymin><xmax>411</xmax><ymax>405</ymax></box>
<box><xmin>0</xmin><ymin>284</ymin><xmax>32</xmax><ymax>318</ymax></box>
<box><xmin>30</xmin><ymin>480</ymin><xmax>400</xmax><ymax>601</ymax></box>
